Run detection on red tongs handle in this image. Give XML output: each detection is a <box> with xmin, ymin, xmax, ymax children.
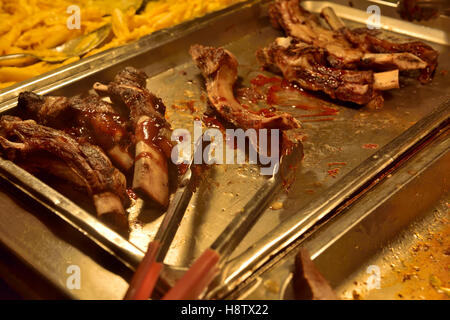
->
<box><xmin>124</xmin><ymin>241</ymin><xmax>163</xmax><ymax>300</ymax></box>
<box><xmin>162</xmin><ymin>248</ymin><xmax>220</xmax><ymax>300</ymax></box>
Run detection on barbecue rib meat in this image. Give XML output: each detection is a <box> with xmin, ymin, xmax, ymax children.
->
<box><xmin>0</xmin><ymin>116</ymin><xmax>129</xmax><ymax>228</ymax></box>
<box><xmin>94</xmin><ymin>67</ymin><xmax>173</xmax><ymax>208</ymax></box>
<box><xmin>269</xmin><ymin>0</ymin><xmax>363</xmax><ymax>69</ymax></box>
<box><xmin>189</xmin><ymin>44</ymin><xmax>301</xmax><ymax>131</ymax></box>
<box><xmin>341</xmin><ymin>28</ymin><xmax>438</xmax><ymax>83</ymax></box>
<box><xmin>18</xmin><ymin>92</ymin><xmax>134</xmax><ymax>171</ymax></box>
<box><xmin>269</xmin><ymin>0</ymin><xmax>437</xmax><ymax>81</ymax></box>
<box><xmin>397</xmin><ymin>0</ymin><xmax>439</xmax><ymax>22</ymax></box>
<box><xmin>257</xmin><ymin>37</ymin><xmax>385</xmax><ymax>107</ymax></box>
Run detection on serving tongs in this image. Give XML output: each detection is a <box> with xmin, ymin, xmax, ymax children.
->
<box><xmin>162</xmin><ymin>143</ymin><xmax>303</xmax><ymax>300</ymax></box>
<box><xmin>124</xmin><ymin>136</ymin><xmax>206</xmax><ymax>300</ymax></box>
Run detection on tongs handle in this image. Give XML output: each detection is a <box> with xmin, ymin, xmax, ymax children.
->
<box><xmin>161</xmin><ymin>172</ymin><xmax>280</xmax><ymax>300</ymax></box>
<box><xmin>160</xmin><ymin>145</ymin><xmax>303</xmax><ymax>300</ymax></box>
<box><xmin>123</xmin><ymin>135</ymin><xmax>207</xmax><ymax>300</ymax></box>
<box><xmin>162</xmin><ymin>249</ymin><xmax>220</xmax><ymax>300</ymax></box>
<box><xmin>124</xmin><ymin>240</ymin><xmax>163</xmax><ymax>300</ymax></box>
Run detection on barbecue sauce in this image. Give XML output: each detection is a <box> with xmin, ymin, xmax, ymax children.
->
<box><xmin>136</xmin><ymin>117</ymin><xmax>173</xmax><ymax>160</ymax></box>
<box><xmin>242</xmin><ymin>74</ymin><xmax>339</xmax><ymax>122</ymax></box>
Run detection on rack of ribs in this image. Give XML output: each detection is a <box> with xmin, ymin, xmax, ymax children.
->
<box><xmin>319</xmin><ymin>6</ymin><xmax>438</xmax><ymax>83</ymax></box>
<box><xmin>94</xmin><ymin>67</ymin><xmax>174</xmax><ymax>208</ymax></box>
<box><xmin>269</xmin><ymin>0</ymin><xmax>437</xmax><ymax>82</ymax></box>
<box><xmin>257</xmin><ymin>37</ymin><xmax>397</xmax><ymax>108</ymax></box>
<box><xmin>0</xmin><ymin>115</ymin><xmax>129</xmax><ymax>228</ymax></box>
<box><xmin>17</xmin><ymin>92</ymin><xmax>134</xmax><ymax>172</ymax></box>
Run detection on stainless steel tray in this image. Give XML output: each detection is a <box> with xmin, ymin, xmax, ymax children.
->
<box><xmin>243</xmin><ymin>122</ymin><xmax>449</xmax><ymax>300</ymax></box>
<box><xmin>0</xmin><ymin>0</ymin><xmax>449</xmax><ymax>298</ymax></box>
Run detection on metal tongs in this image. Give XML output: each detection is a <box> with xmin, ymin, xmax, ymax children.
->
<box><xmin>162</xmin><ymin>144</ymin><xmax>303</xmax><ymax>300</ymax></box>
<box><xmin>124</xmin><ymin>136</ymin><xmax>205</xmax><ymax>300</ymax></box>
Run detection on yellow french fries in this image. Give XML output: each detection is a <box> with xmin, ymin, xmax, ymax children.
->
<box><xmin>0</xmin><ymin>0</ymin><xmax>245</xmax><ymax>90</ymax></box>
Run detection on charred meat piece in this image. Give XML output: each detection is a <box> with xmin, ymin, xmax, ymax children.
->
<box><xmin>341</xmin><ymin>27</ymin><xmax>438</xmax><ymax>83</ymax></box>
<box><xmin>257</xmin><ymin>37</ymin><xmax>398</xmax><ymax>107</ymax></box>
<box><xmin>318</xmin><ymin>6</ymin><xmax>438</xmax><ymax>83</ymax></box>
<box><xmin>293</xmin><ymin>248</ymin><xmax>338</xmax><ymax>300</ymax></box>
<box><xmin>269</xmin><ymin>0</ymin><xmax>363</xmax><ymax>69</ymax></box>
<box><xmin>94</xmin><ymin>67</ymin><xmax>173</xmax><ymax>208</ymax></box>
<box><xmin>18</xmin><ymin>92</ymin><xmax>134</xmax><ymax>171</ymax></box>
<box><xmin>0</xmin><ymin>116</ymin><xmax>129</xmax><ymax>228</ymax></box>
<box><xmin>189</xmin><ymin>44</ymin><xmax>301</xmax><ymax>131</ymax></box>
<box><xmin>270</xmin><ymin>0</ymin><xmax>432</xmax><ymax>75</ymax></box>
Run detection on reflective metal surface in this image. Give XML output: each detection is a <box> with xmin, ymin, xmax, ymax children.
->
<box><xmin>0</xmin><ymin>0</ymin><xmax>448</xmax><ymax>299</ymax></box>
<box><xmin>243</xmin><ymin>124</ymin><xmax>449</xmax><ymax>300</ymax></box>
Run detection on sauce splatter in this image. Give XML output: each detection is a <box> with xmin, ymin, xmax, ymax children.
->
<box><xmin>126</xmin><ymin>188</ymin><xmax>138</xmax><ymax>201</ymax></box>
<box><xmin>363</xmin><ymin>143</ymin><xmax>379</xmax><ymax>149</ymax></box>
<box><xmin>247</xmin><ymin>74</ymin><xmax>339</xmax><ymax>122</ymax></box>
<box><xmin>327</xmin><ymin>168</ymin><xmax>340</xmax><ymax>178</ymax></box>
<box><xmin>328</xmin><ymin>162</ymin><xmax>347</xmax><ymax>167</ymax></box>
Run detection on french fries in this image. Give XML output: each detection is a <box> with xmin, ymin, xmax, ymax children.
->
<box><xmin>0</xmin><ymin>0</ymin><xmax>244</xmax><ymax>89</ymax></box>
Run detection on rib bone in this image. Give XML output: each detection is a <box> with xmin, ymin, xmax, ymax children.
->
<box><xmin>189</xmin><ymin>44</ymin><xmax>300</xmax><ymax>131</ymax></box>
<box><xmin>257</xmin><ymin>37</ymin><xmax>394</xmax><ymax>107</ymax></box>
<box><xmin>95</xmin><ymin>67</ymin><xmax>173</xmax><ymax>207</ymax></box>
<box><xmin>271</xmin><ymin>0</ymin><xmax>434</xmax><ymax>73</ymax></box>
<box><xmin>320</xmin><ymin>4</ymin><xmax>438</xmax><ymax>82</ymax></box>
<box><xmin>0</xmin><ymin>115</ymin><xmax>129</xmax><ymax>228</ymax></box>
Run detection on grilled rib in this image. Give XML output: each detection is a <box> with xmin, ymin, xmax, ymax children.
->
<box><xmin>270</xmin><ymin>0</ymin><xmax>432</xmax><ymax>75</ymax></box>
<box><xmin>319</xmin><ymin>6</ymin><xmax>438</xmax><ymax>83</ymax></box>
<box><xmin>257</xmin><ymin>37</ymin><xmax>396</xmax><ymax>107</ymax></box>
<box><xmin>94</xmin><ymin>67</ymin><xmax>173</xmax><ymax>208</ymax></box>
<box><xmin>189</xmin><ymin>44</ymin><xmax>301</xmax><ymax>131</ymax></box>
<box><xmin>342</xmin><ymin>27</ymin><xmax>438</xmax><ymax>83</ymax></box>
<box><xmin>18</xmin><ymin>92</ymin><xmax>134</xmax><ymax>171</ymax></box>
<box><xmin>0</xmin><ymin>115</ymin><xmax>129</xmax><ymax>228</ymax></box>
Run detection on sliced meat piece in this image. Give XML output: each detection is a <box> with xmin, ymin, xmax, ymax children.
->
<box><xmin>18</xmin><ymin>92</ymin><xmax>134</xmax><ymax>171</ymax></box>
<box><xmin>94</xmin><ymin>67</ymin><xmax>173</xmax><ymax>208</ymax></box>
<box><xmin>0</xmin><ymin>115</ymin><xmax>129</xmax><ymax>228</ymax></box>
<box><xmin>293</xmin><ymin>248</ymin><xmax>339</xmax><ymax>300</ymax></box>
<box><xmin>189</xmin><ymin>44</ymin><xmax>301</xmax><ymax>131</ymax></box>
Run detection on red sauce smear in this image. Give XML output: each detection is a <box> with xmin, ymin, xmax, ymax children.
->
<box><xmin>135</xmin><ymin>152</ymin><xmax>154</xmax><ymax>162</ymax></box>
<box><xmin>136</xmin><ymin>118</ymin><xmax>173</xmax><ymax>158</ymax></box>
<box><xmin>250</xmin><ymin>74</ymin><xmax>282</xmax><ymax>86</ymax></box>
<box><xmin>127</xmin><ymin>188</ymin><xmax>138</xmax><ymax>200</ymax></box>
<box><xmin>248</xmin><ymin>74</ymin><xmax>339</xmax><ymax>122</ymax></box>
<box><xmin>327</xmin><ymin>168</ymin><xmax>340</xmax><ymax>178</ymax></box>
<box><xmin>362</xmin><ymin>143</ymin><xmax>379</xmax><ymax>149</ymax></box>
<box><xmin>177</xmin><ymin>163</ymin><xmax>189</xmax><ymax>176</ymax></box>
<box><xmin>294</xmin><ymin>105</ymin><xmax>339</xmax><ymax>118</ymax></box>
<box><xmin>302</xmin><ymin>118</ymin><xmax>336</xmax><ymax>122</ymax></box>
<box><xmin>328</xmin><ymin>162</ymin><xmax>347</xmax><ymax>166</ymax></box>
